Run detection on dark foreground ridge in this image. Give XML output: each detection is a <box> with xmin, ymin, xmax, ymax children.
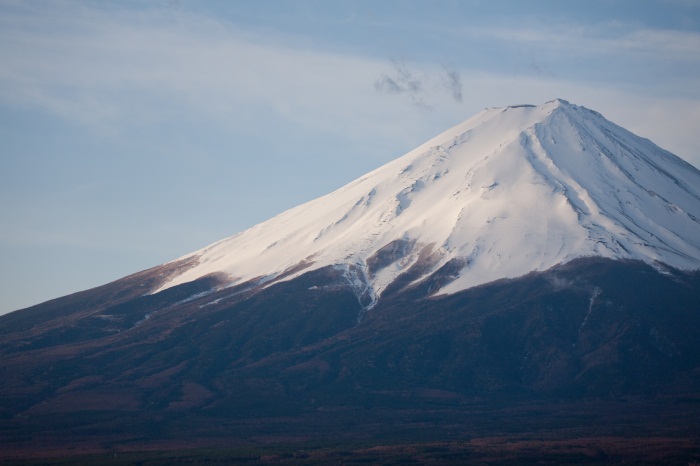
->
<box><xmin>1</xmin><ymin>257</ymin><xmax>700</xmax><ymax>463</ymax></box>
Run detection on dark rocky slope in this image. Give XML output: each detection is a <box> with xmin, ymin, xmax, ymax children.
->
<box><xmin>1</xmin><ymin>257</ymin><xmax>699</xmax><ymax>460</ymax></box>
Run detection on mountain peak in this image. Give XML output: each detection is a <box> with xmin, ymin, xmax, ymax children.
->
<box><xmin>156</xmin><ymin>100</ymin><xmax>700</xmax><ymax>304</ymax></box>
<box><xmin>548</xmin><ymin>97</ymin><xmax>571</xmax><ymax>107</ymax></box>
<box><xmin>501</xmin><ymin>98</ymin><xmax>568</xmax><ymax>110</ymax></box>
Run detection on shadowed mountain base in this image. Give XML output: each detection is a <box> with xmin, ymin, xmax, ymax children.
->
<box><xmin>1</xmin><ymin>257</ymin><xmax>699</xmax><ymax>463</ymax></box>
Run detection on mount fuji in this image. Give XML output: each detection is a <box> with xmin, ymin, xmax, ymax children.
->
<box><xmin>157</xmin><ymin>98</ymin><xmax>700</xmax><ymax>305</ymax></box>
<box><xmin>2</xmin><ymin>99</ymin><xmax>700</xmax><ymax>462</ymax></box>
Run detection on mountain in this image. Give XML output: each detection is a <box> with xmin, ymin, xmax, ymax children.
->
<box><xmin>1</xmin><ymin>99</ymin><xmax>700</xmax><ymax>464</ymax></box>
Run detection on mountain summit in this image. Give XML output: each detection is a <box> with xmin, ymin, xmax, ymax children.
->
<box><xmin>159</xmin><ymin>99</ymin><xmax>700</xmax><ymax>301</ymax></box>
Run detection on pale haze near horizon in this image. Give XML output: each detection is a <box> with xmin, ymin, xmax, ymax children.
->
<box><xmin>1</xmin><ymin>0</ymin><xmax>700</xmax><ymax>314</ymax></box>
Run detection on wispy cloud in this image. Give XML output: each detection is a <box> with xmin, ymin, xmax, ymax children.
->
<box><xmin>458</xmin><ymin>20</ymin><xmax>700</xmax><ymax>58</ymax></box>
<box><xmin>374</xmin><ymin>59</ymin><xmax>429</xmax><ymax>108</ymax></box>
<box><xmin>0</xmin><ymin>2</ymin><xmax>393</xmax><ymax>138</ymax></box>
<box><xmin>1</xmin><ymin>1</ymin><xmax>699</xmax><ymax>166</ymax></box>
<box><xmin>374</xmin><ymin>59</ymin><xmax>464</xmax><ymax>109</ymax></box>
<box><xmin>442</xmin><ymin>66</ymin><xmax>463</xmax><ymax>103</ymax></box>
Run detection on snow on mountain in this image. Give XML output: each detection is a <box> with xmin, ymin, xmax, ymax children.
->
<box><xmin>155</xmin><ymin>99</ymin><xmax>700</xmax><ymax>302</ymax></box>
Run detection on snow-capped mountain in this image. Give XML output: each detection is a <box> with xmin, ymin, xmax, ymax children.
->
<box><xmin>3</xmin><ymin>99</ymin><xmax>700</xmax><ymax>460</ymax></box>
<box><xmin>157</xmin><ymin>99</ymin><xmax>700</xmax><ymax>301</ymax></box>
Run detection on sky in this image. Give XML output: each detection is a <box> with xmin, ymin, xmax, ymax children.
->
<box><xmin>1</xmin><ymin>0</ymin><xmax>700</xmax><ymax>314</ymax></box>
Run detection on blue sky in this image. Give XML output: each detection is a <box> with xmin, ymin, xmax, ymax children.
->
<box><xmin>1</xmin><ymin>0</ymin><xmax>700</xmax><ymax>314</ymax></box>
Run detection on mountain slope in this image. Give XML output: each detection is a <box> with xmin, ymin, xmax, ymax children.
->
<box><xmin>156</xmin><ymin>99</ymin><xmax>700</xmax><ymax>304</ymax></box>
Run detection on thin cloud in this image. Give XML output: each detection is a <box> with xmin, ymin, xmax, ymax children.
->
<box><xmin>374</xmin><ymin>59</ymin><xmax>429</xmax><ymax>108</ymax></box>
<box><xmin>0</xmin><ymin>2</ymin><xmax>392</xmax><ymax>137</ymax></box>
<box><xmin>442</xmin><ymin>66</ymin><xmax>463</xmax><ymax>103</ymax></box>
<box><xmin>458</xmin><ymin>21</ymin><xmax>700</xmax><ymax>63</ymax></box>
<box><xmin>374</xmin><ymin>60</ymin><xmax>464</xmax><ymax>109</ymax></box>
<box><xmin>1</xmin><ymin>1</ymin><xmax>699</xmax><ymax>166</ymax></box>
